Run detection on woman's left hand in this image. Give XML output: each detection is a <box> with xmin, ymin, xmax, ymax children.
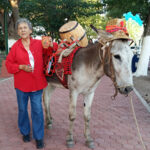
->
<box><xmin>19</xmin><ymin>65</ymin><xmax>33</xmax><ymax>72</ymax></box>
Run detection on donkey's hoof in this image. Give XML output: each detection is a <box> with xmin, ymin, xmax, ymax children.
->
<box><xmin>66</xmin><ymin>139</ymin><xmax>74</xmax><ymax>148</ymax></box>
<box><xmin>85</xmin><ymin>140</ymin><xmax>95</xmax><ymax>149</ymax></box>
<box><xmin>47</xmin><ymin>123</ymin><xmax>52</xmax><ymax>129</ymax></box>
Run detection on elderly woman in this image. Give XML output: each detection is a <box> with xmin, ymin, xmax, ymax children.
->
<box><xmin>5</xmin><ymin>18</ymin><xmax>57</xmax><ymax>149</ymax></box>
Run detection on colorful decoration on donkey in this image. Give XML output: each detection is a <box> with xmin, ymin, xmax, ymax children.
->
<box><xmin>43</xmin><ymin>38</ymin><xmax>80</xmax><ymax>88</ymax></box>
<box><xmin>123</xmin><ymin>12</ymin><xmax>144</xmax><ymax>44</ymax></box>
<box><xmin>59</xmin><ymin>21</ymin><xmax>88</xmax><ymax>47</ymax></box>
<box><xmin>105</xmin><ymin>18</ymin><xmax>131</xmax><ymax>41</ymax></box>
<box><xmin>106</xmin><ymin>18</ymin><xmax>127</xmax><ymax>34</ymax></box>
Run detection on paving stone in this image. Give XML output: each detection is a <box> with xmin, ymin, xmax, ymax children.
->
<box><xmin>0</xmin><ymin>77</ymin><xmax>150</xmax><ymax>150</ymax></box>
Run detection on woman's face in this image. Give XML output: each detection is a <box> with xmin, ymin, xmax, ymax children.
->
<box><xmin>17</xmin><ymin>22</ymin><xmax>32</xmax><ymax>39</ymax></box>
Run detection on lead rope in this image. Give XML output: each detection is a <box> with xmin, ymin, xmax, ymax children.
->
<box><xmin>130</xmin><ymin>95</ymin><xmax>147</xmax><ymax>150</ymax></box>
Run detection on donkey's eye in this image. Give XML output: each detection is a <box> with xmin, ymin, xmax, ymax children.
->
<box><xmin>114</xmin><ymin>55</ymin><xmax>121</xmax><ymax>60</ymax></box>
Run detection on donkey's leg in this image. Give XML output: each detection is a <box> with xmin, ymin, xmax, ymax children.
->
<box><xmin>43</xmin><ymin>83</ymin><xmax>55</xmax><ymax>129</ymax></box>
<box><xmin>83</xmin><ymin>92</ymin><xmax>95</xmax><ymax>149</ymax></box>
<box><xmin>66</xmin><ymin>90</ymin><xmax>78</xmax><ymax>148</ymax></box>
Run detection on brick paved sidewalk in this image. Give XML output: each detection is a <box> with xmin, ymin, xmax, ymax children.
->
<box><xmin>0</xmin><ymin>77</ymin><xmax>150</xmax><ymax>150</ymax></box>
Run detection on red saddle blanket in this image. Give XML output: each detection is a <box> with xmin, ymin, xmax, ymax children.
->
<box><xmin>43</xmin><ymin>41</ymin><xmax>80</xmax><ymax>87</ymax></box>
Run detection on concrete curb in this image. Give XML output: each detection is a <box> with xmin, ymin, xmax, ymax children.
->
<box><xmin>134</xmin><ymin>88</ymin><xmax>150</xmax><ymax>113</ymax></box>
<box><xmin>0</xmin><ymin>77</ymin><xmax>13</xmax><ymax>84</ymax></box>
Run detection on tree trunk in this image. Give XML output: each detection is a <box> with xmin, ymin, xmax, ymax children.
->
<box><xmin>134</xmin><ymin>9</ymin><xmax>150</xmax><ymax>76</ymax></box>
<box><xmin>0</xmin><ymin>9</ymin><xmax>4</xmax><ymax>31</ymax></box>
<box><xmin>8</xmin><ymin>0</ymin><xmax>20</xmax><ymax>39</ymax></box>
<box><xmin>0</xmin><ymin>0</ymin><xmax>21</xmax><ymax>40</ymax></box>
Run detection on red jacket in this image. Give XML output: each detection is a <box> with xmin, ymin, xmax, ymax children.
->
<box><xmin>5</xmin><ymin>38</ymin><xmax>57</xmax><ymax>92</ymax></box>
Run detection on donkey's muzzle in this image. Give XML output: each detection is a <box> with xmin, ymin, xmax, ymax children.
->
<box><xmin>118</xmin><ymin>86</ymin><xmax>133</xmax><ymax>95</ymax></box>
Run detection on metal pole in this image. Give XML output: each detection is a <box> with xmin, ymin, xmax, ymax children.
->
<box><xmin>4</xmin><ymin>8</ymin><xmax>9</xmax><ymax>55</ymax></box>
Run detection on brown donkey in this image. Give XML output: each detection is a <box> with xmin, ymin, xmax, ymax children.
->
<box><xmin>43</xmin><ymin>28</ymin><xmax>133</xmax><ymax>149</ymax></box>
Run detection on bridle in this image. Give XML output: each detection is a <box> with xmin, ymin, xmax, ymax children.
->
<box><xmin>98</xmin><ymin>40</ymin><xmax>118</xmax><ymax>98</ymax></box>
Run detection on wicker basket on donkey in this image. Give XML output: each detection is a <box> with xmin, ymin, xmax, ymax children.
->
<box><xmin>59</xmin><ymin>21</ymin><xmax>88</xmax><ymax>47</ymax></box>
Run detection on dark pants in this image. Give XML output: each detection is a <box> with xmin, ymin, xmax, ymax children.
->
<box><xmin>15</xmin><ymin>88</ymin><xmax>44</xmax><ymax>140</ymax></box>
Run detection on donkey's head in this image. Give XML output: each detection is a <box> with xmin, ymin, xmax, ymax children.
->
<box><xmin>110</xmin><ymin>39</ymin><xmax>133</xmax><ymax>95</ymax></box>
<box><xmin>91</xmin><ymin>25</ymin><xmax>133</xmax><ymax>96</ymax></box>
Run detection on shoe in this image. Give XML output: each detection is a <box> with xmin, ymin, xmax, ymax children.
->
<box><xmin>22</xmin><ymin>134</ymin><xmax>30</xmax><ymax>142</ymax></box>
<box><xmin>36</xmin><ymin>139</ymin><xmax>44</xmax><ymax>149</ymax></box>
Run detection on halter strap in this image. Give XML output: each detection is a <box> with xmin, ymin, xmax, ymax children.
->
<box><xmin>98</xmin><ymin>41</ymin><xmax>118</xmax><ymax>98</ymax></box>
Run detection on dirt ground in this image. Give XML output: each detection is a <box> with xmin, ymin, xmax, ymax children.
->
<box><xmin>133</xmin><ymin>70</ymin><xmax>150</xmax><ymax>104</ymax></box>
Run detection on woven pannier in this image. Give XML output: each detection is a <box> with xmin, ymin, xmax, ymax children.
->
<box><xmin>59</xmin><ymin>21</ymin><xmax>88</xmax><ymax>47</ymax></box>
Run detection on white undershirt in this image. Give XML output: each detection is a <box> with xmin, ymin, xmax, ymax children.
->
<box><xmin>27</xmin><ymin>50</ymin><xmax>34</xmax><ymax>70</ymax></box>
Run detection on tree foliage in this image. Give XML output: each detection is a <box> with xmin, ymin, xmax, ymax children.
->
<box><xmin>0</xmin><ymin>0</ymin><xmax>107</xmax><ymax>44</ymax></box>
<box><xmin>19</xmin><ymin>0</ymin><xmax>103</xmax><ymax>38</ymax></box>
<box><xmin>102</xmin><ymin>0</ymin><xmax>150</xmax><ymax>24</ymax></box>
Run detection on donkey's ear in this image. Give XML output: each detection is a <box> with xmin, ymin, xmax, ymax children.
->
<box><xmin>90</xmin><ymin>24</ymin><xmax>114</xmax><ymax>40</ymax></box>
<box><xmin>90</xmin><ymin>24</ymin><xmax>99</xmax><ymax>34</ymax></box>
<box><xmin>97</xmin><ymin>29</ymin><xmax>113</xmax><ymax>39</ymax></box>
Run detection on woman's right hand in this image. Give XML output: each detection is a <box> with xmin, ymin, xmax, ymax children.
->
<box><xmin>19</xmin><ymin>65</ymin><xmax>33</xmax><ymax>72</ymax></box>
<box><xmin>42</xmin><ymin>36</ymin><xmax>53</xmax><ymax>48</ymax></box>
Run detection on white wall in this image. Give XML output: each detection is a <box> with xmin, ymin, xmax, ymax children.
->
<box><xmin>134</xmin><ymin>36</ymin><xmax>150</xmax><ymax>76</ymax></box>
